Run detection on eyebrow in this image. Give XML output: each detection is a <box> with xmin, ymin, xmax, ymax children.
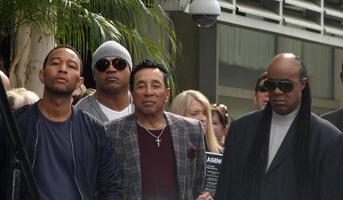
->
<box><xmin>49</xmin><ymin>57</ymin><xmax>79</xmax><ymax>66</ymax></box>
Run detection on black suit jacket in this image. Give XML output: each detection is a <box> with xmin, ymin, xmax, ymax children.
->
<box><xmin>216</xmin><ymin>110</ymin><xmax>343</xmax><ymax>200</ymax></box>
<box><xmin>321</xmin><ymin>108</ymin><xmax>343</xmax><ymax>132</ymax></box>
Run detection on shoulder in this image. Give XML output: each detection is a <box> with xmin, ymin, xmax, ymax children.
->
<box><xmin>73</xmin><ymin>106</ymin><xmax>103</xmax><ymax>127</ymax></box>
<box><xmin>105</xmin><ymin>114</ymin><xmax>135</xmax><ymax>130</ymax></box>
<box><xmin>14</xmin><ymin>103</ymin><xmax>39</xmax><ymax>122</ymax></box>
<box><xmin>311</xmin><ymin>113</ymin><xmax>341</xmax><ymax>135</ymax></box>
<box><xmin>321</xmin><ymin>108</ymin><xmax>343</xmax><ymax>120</ymax></box>
<box><xmin>75</xmin><ymin>94</ymin><xmax>96</xmax><ymax>108</ymax></box>
<box><xmin>310</xmin><ymin>113</ymin><xmax>342</xmax><ymax>149</ymax></box>
<box><xmin>232</xmin><ymin>110</ymin><xmax>263</xmax><ymax>126</ymax></box>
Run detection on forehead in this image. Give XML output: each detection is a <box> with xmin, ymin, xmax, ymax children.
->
<box><xmin>134</xmin><ymin>68</ymin><xmax>164</xmax><ymax>82</ymax></box>
<box><xmin>212</xmin><ymin>111</ymin><xmax>220</xmax><ymax>118</ymax></box>
<box><xmin>267</xmin><ymin>55</ymin><xmax>301</xmax><ymax>80</ymax></box>
<box><xmin>189</xmin><ymin>99</ymin><xmax>204</xmax><ymax>110</ymax></box>
<box><xmin>48</xmin><ymin>48</ymin><xmax>80</xmax><ymax>64</ymax></box>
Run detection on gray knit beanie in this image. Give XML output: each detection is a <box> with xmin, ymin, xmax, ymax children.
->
<box><xmin>91</xmin><ymin>40</ymin><xmax>132</xmax><ymax>74</ymax></box>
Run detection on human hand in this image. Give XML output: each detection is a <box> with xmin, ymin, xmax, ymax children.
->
<box><xmin>196</xmin><ymin>192</ymin><xmax>213</xmax><ymax>200</ymax></box>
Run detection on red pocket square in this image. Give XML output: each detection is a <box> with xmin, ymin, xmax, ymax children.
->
<box><xmin>187</xmin><ymin>146</ymin><xmax>197</xmax><ymax>159</ymax></box>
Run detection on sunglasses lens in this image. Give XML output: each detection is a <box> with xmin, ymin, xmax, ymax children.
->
<box><xmin>257</xmin><ymin>85</ymin><xmax>267</xmax><ymax>92</ymax></box>
<box><xmin>263</xmin><ymin>80</ymin><xmax>276</xmax><ymax>92</ymax></box>
<box><xmin>278</xmin><ymin>81</ymin><xmax>293</xmax><ymax>92</ymax></box>
<box><xmin>113</xmin><ymin>58</ymin><xmax>127</xmax><ymax>71</ymax></box>
<box><xmin>95</xmin><ymin>59</ymin><xmax>110</xmax><ymax>72</ymax></box>
<box><xmin>263</xmin><ymin>80</ymin><xmax>294</xmax><ymax>92</ymax></box>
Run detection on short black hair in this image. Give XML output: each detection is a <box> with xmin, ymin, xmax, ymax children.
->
<box><xmin>43</xmin><ymin>44</ymin><xmax>83</xmax><ymax>74</ymax></box>
<box><xmin>129</xmin><ymin>59</ymin><xmax>169</xmax><ymax>91</ymax></box>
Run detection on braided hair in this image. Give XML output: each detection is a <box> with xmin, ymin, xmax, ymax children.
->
<box><xmin>243</xmin><ymin>55</ymin><xmax>311</xmax><ymax>200</ymax></box>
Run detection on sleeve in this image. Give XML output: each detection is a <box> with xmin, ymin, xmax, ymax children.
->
<box><xmin>193</xmin><ymin>121</ymin><xmax>206</xmax><ymax>198</ymax></box>
<box><xmin>95</xmin><ymin>125</ymin><xmax>123</xmax><ymax>200</ymax></box>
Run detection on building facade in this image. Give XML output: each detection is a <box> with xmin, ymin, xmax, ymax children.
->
<box><xmin>169</xmin><ymin>0</ymin><xmax>343</xmax><ymax>118</ymax></box>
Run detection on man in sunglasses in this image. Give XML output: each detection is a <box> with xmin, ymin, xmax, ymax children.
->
<box><xmin>76</xmin><ymin>40</ymin><xmax>134</xmax><ymax>123</ymax></box>
<box><xmin>216</xmin><ymin>53</ymin><xmax>343</xmax><ymax>200</ymax></box>
<box><xmin>253</xmin><ymin>71</ymin><xmax>269</xmax><ymax>110</ymax></box>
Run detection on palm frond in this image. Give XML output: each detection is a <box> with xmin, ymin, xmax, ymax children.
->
<box><xmin>0</xmin><ymin>0</ymin><xmax>181</xmax><ymax>95</ymax></box>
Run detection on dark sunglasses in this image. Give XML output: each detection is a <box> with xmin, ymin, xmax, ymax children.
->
<box><xmin>263</xmin><ymin>80</ymin><xmax>294</xmax><ymax>93</ymax></box>
<box><xmin>95</xmin><ymin>58</ymin><xmax>128</xmax><ymax>72</ymax></box>
<box><xmin>256</xmin><ymin>85</ymin><xmax>267</xmax><ymax>92</ymax></box>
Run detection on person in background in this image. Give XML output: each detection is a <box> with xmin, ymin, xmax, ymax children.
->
<box><xmin>7</xmin><ymin>87</ymin><xmax>40</xmax><ymax>110</ymax></box>
<box><xmin>169</xmin><ymin>90</ymin><xmax>222</xmax><ymax>153</ymax></box>
<box><xmin>72</xmin><ymin>83</ymin><xmax>95</xmax><ymax>105</ymax></box>
<box><xmin>76</xmin><ymin>40</ymin><xmax>134</xmax><ymax>123</ymax></box>
<box><xmin>211</xmin><ymin>103</ymin><xmax>231</xmax><ymax>147</ymax></box>
<box><xmin>216</xmin><ymin>53</ymin><xmax>342</xmax><ymax>200</ymax></box>
<box><xmin>253</xmin><ymin>72</ymin><xmax>269</xmax><ymax>110</ymax></box>
<box><xmin>105</xmin><ymin>60</ymin><xmax>210</xmax><ymax>200</ymax></box>
<box><xmin>0</xmin><ymin>45</ymin><xmax>122</xmax><ymax>199</ymax></box>
<box><xmin>321</xmin><ymin>64</ymin><xmax>343</xmax><ymax>131</ymax></box>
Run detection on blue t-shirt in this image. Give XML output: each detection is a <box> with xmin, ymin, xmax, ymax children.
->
<box><xmin>34</xmin><ymin>113</ymin><xmax>81</xmax><ymax>200</ymax></box>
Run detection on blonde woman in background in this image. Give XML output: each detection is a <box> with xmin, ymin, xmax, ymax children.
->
<box><xmin>170</xmin><ymin>90</ymin><xmax>222</xmax><ymax>153</ymax></box>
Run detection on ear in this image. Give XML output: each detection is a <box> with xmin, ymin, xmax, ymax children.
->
<box><xmin>39</xmin><ymin>69</ymin><xmax>44</xmax><ymax>84</ymax></box>
<box><xmin>77</xmin><ymin>77</ymin><xmax>84</xmax><ymax>89</ymax></box>
<box><xmin>300</xmin><ymin>78</ymin><xmax>307</xmax><ymax>90</ymax></box>
<box><xmin>165</xmin><ymin>87</ymin><xmax>171</xmax><ymax>103</ymax></box>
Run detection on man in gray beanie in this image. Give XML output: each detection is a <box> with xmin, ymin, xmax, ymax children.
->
<box><xmin>76</xmin><ymin>40</ymin><xmax>134</xmax><ymax>123</ymax></box>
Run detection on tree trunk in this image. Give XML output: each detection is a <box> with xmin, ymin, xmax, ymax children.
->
<box><xmin>10</xmin><ymin>23</ymin><xmax>55</xmax><ymax>97</ymax></box>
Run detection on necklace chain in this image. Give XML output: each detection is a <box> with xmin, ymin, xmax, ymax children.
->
<box><xmin>139</xmin><ymin>120</ymin><xmax>166</xmax><ymax>147</ymax></box>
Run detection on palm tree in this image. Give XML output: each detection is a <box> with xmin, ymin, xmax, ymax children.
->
<box><xmin>0</xmin><ymin>0</ymin><xmax>179</xmax><ymax>96</ymax></box>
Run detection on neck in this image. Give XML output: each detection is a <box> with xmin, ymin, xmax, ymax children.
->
<box><xmin>135</xmin><ymin>112</ymin><xmax>165</xmax><ymax>129</ymax></box>
<box><xmin>39</xmin><ymin>94</ymin><xmax>73</xmax><ymax>122</ymax></box>
<box><xmin>96</xmin><ymin>90</ymin><xmax>130</xmax><ymax>111</ymax></box>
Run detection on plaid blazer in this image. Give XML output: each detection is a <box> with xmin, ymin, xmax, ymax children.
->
<box><xmin>105</xmin><ymin>112</ymin><xmax>206</xmax><ymax>200</ymax></box>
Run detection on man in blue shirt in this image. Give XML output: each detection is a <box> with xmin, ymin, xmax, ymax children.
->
<box><xmin>0</xmin><ymin>45</ymin><xmax>122</xmax><ymax>199</ymax></box>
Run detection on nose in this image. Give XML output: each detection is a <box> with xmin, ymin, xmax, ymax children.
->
<box><xmin>270</xmin><ymin>86</ymin><xmax>283</xmax><ymax>95</ymax></box>
<box><xmin>59</xmin><ymin>62</ymin><xmax>67</xmax><ymax>72</ymax></box>
<box><xmin>143</xmin><ymin>85</ymin><xmax>153</xmax><ymax>96</ymax></box>
<box><xmin>107</xmin><ymin>63</ymin><xmax>117</xmax><ymax>72</ymax></box>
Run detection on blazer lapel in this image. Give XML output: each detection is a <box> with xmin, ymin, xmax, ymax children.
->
<box><xmin>266</xmin><ymin>122</ymin><xmax>297</xmax><ymax>174</ymax></box>
<box><xmin>123</xmin><ymin>116</ymin><xmax>142</xmax><ymax>199</ymax></box>
<box><xmin>165</xmin><ymin>112</ymin><xmax>187</xmax><ymax>199</ymax></box>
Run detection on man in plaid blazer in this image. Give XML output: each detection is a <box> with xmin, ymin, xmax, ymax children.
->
<box><xmin>105</xmin><ymin>60</ymin><xmax>208</xmax><ymax>200</ymax></box>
